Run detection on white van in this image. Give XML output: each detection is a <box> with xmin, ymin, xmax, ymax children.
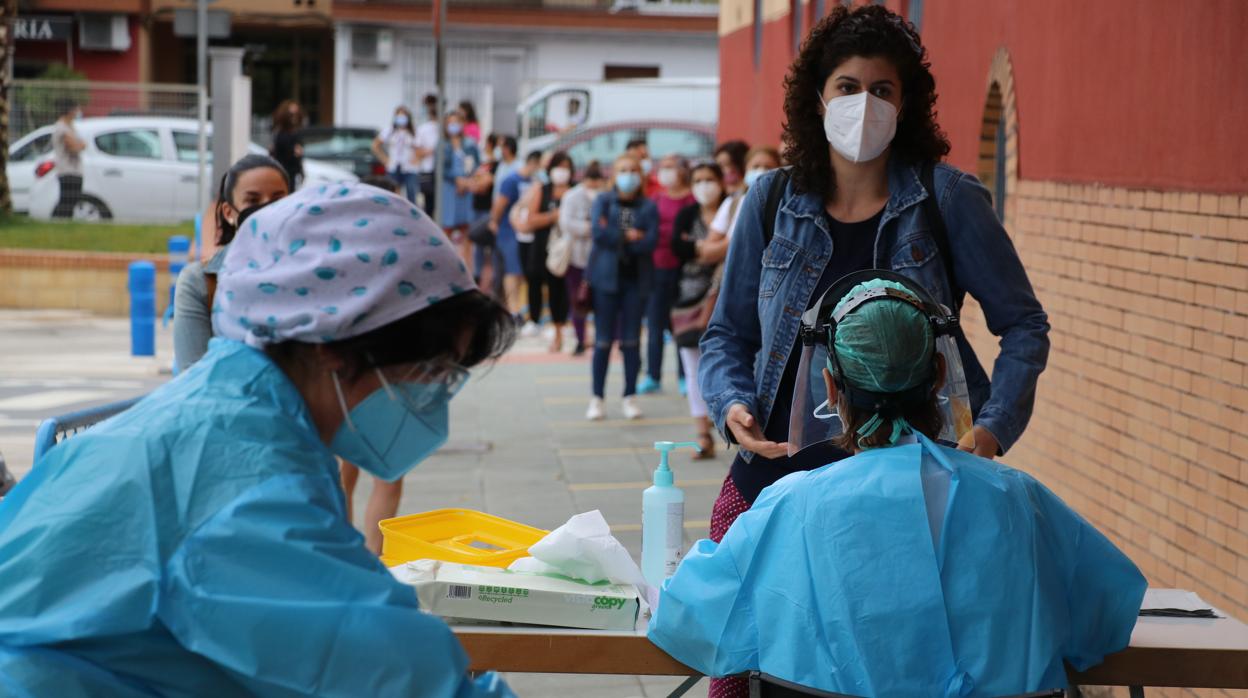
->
<box><xmin>516</xmin><ymin>78</ymin><xmax>718</xmax><ymax>156</ymax></box>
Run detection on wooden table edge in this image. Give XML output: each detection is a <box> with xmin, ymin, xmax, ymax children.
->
<box><xmin>457</xmin><ymin>629</ymin><xmax>1248</xmax><ymax>688</ymax></box>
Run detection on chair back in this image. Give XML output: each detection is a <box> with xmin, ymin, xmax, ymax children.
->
<box><xmin>31</xmin><ymin>396</ymin><xmax>144</xmax><ymax>468</ymax></box>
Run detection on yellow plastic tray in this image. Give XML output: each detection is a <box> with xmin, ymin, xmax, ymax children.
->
<box><xmin>378</xmin><ymin>508</ymin><xmax>548</xmax><ymax>568</ymax></box>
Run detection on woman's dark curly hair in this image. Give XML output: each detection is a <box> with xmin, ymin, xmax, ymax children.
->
<box><xmin>782</xmin><ymin>5</ymin><xmax>950</xmax><ymax>196</ymax></box>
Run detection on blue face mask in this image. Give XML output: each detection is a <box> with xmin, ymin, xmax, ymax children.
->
<box><xmin>329</xmin><ymin>369</ymin><xmax>462</xmax><ymax>482</ymax></box>
<box><xmin>616</xmin><ymin>172</ymin><xmax>641</xmax><ymax>194</ymax></box>
<box><xmin>744</xmin><ymin>167</ymin><xmax>768</xmax><ymax>189</ymax></box>
<box><xmin>394</xmin><ymin>114</ymin><xmax>410</xmax><ymax>128</ymax></box>
<box><xmin>535</xmin><ymin>168</ymin><xmax>551</xmax><ymax>185</ymax></box>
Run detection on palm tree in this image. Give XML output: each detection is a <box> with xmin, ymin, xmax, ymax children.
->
<box><xmin>0</xmin><ymin>0</ymin><xmax>16</xmax><ymax>214</ymax></box>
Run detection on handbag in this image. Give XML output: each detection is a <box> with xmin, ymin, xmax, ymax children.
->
<box><xmin>468</xmin><ymin>216</ymin><xmax>494</xmax><ymax>247</ymax></box>
<box><xmin>546</xmin><ymin>222</ymin><xmax>572</xmax><ymax>277</ymax></box>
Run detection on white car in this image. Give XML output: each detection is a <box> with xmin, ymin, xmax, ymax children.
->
<box><xmin>9</xmin><ymin>117</ymin><xmax>357</xmax><ymax>222</ymax></box>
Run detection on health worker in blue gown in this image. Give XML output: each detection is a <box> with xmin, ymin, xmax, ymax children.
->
<box><xmin>648</xmin><ymin>272</ymin><xmax>1146</xmax><ymax>698</ymax></box>
<box><xmin>0</xmin><ymin>183</ymin><xmax>518</xmax><ymax>698</ymax></box>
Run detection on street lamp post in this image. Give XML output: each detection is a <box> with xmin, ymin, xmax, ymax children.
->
<box><xmin>195</xmin><ymin>0</ymin><xmax>208</xmax><ymax>224</ymax></box>
<box><xmin>432</xmin><ymin>0</ymin><xmax>446</xmax><ymax>226</ymax></box>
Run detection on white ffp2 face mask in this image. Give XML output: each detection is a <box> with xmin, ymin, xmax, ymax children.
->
<box><xmin>820</xmin><ymin>91</ymin><xmax>899</xmax><ymax>164</ymax></box>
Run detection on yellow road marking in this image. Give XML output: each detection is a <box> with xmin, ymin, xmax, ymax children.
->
<box><xmin>535</xmin><ymin>375</ymin><xmax>590</xmax><ymax>385</ymax></box>
<box><xmin>542</xmin><ymin>396</ymin><xmax>597</xmax><ymax>405</ymax></box>
<box><xmin>567</xmin><ymin>478</ymin><xmax>724</xmax><ymax>492</ymax></box>
<box><xmin>551</xmin><ymin>416</ymin><xmax>693</xmax><ymax>429</ymax></box>
<box><xmin>557</xmin><ymin>447</ymin><xmax>649</xmax><ymax>456</ymax></box>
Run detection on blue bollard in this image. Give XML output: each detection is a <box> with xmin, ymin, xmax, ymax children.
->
<box><xmin>129</xmin><ymin>261</ymin><xmax>156</xmax><ymax>357</ymax></box>
<box><xmin>166</xmin><ymin>235</ymin><xmax>191</xmax><ymax>326</ymax></box>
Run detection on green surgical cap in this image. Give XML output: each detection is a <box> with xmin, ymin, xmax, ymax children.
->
<box><xmin>831</xmin><ymin>279</ymin><xmax>935</xmax><ymax>395</ymax></box>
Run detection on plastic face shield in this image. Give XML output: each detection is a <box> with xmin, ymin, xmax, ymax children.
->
<box><xmin>788</xmin><ymin>309</ymin><xmax>843</xmax><ymax>457</ymax></box>
<box><xmin>787</xmin><ymin>270</ymin><xmax>973</xmax><ymax>456</ymax></box>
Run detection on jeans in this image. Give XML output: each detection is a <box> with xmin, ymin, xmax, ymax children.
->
<box><xmin>592</xmin><ymin>279</ymin><xmax>644</xmax><ymax>398</ymax></box>
<box><xmin>389</xmin><ymin>171</ymin><xmax>419</xmax><ymax>204</ymax></box>
<box><xmin>52</xmin><ymin>175</ymin><xmax>83</xmax><ymax>219</ymax></box>
<box><xmin>644</xmin><ymin>266</ymin><xmax>683</xmax><ymax>383</ymax></box>
<box><xmin>521</xmin><ymin>229</ymin><xmax>569</xmax><ymax>324</ymax></box>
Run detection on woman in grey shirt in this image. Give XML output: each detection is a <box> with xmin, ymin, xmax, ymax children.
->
<box><xmin>174</xmin><ymin>154</ymin><xmax>291</xmax><ymax>372</ymax></box>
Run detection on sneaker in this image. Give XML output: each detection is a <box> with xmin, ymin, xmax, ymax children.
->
<box><xmin>621</xmin><ymin>396</ymin><xmax>644</xmax><ymax>420</ymax></box>
<box><xmin>678</xmin><ymin>377</ymin><xmax>687</xmax><ymax>397</ymax></box>
<box><xmin>520</xmin><ymin>321</ymin><xmax>541</xmax><ymax>338</ymax></box>
<box><xmin>636</xmin><ymin>376</ymin><xmax>661</xmax><ymax>395</ymax></box>
<box><xmin>586</xmin><ymin>397</ymin><xmax>605</xmax><ymax>421</ymax></box>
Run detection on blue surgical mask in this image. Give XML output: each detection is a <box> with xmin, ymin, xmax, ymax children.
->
<box><xmin>447</xmin><ymin>123</ymin><xmax>463</xmax><ymax>136</ymax></box>
<box><xmin>616</xmin><ymin>172</ymin><xmax>641</xmax><ymax>194</ymax></box>
<box><xmin>744</xmin><ymin>167</ymin><xmax>768</xmax><ymax>189</ymax></box>
<box><xmin>493</xmin><ymin>146</ymin><xmax>503</xmax><ymax>160</ymax></box>
<box><xmin>329</xmin><ymin>369</ymin><xmax>460</xmax><ymax>482</ymax></box>
<box><xmin>394</xmin><ymin>114</ymin><xmax>410</xmax><ymax>128</ymax></box>
<box><xmin>535</xmin><ymin>168</ymin><xmax>550</xmax><ymax>185</ymax></box>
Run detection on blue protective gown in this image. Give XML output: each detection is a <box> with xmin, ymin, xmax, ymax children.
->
<box><xmin>0</xmin><ymin>339</ymin><xmax>513</xmax><ymax>698</ymax></box>
<box><xmin>648</xmin><ymin>433</ymin><xmax>1146</xmax><ymax>698</ymax></box>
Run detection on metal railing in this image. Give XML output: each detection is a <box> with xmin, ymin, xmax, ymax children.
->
<box><xmin>11</xmin><ymin>79</ymin><xmax>201</xmax><ymax>142</ymax></box>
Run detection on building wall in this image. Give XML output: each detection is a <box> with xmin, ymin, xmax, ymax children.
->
<box><xmin>14</xmin><ymin>15</ymin><xmax>143</xmax><ymax>83</ymax></box>
<box><xmin>718</xmin><ymin>0</ymin><xmax>1248</xmax><ymax>677</ymax></box>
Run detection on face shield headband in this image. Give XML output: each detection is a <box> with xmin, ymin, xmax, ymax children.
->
<box><xmin>788</xmin><ymin>270</ymin><xmax>961</xmax><ymax>454</ymax></box>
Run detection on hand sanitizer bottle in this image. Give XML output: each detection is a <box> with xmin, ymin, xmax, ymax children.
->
<box><xmin>642</xmin><ymin>440</ymin><xmax>701</xmax><ymax>588</ymax></box>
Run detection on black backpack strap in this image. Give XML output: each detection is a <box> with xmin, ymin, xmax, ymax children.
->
<box><xmin>919</xmin><ymin>162</ymin><xmax>963</xmax><ymax>312</ymax></box>
<box><xmin>762</xmin><ymin>168</ymin><xmax>792</xmax><ymax>245</ymax></box>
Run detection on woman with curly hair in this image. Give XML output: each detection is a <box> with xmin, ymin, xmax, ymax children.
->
<box><xmin>695</xmin><ymin>7</ymin><xmax>1051</xmax><ymax>693</ymax></box>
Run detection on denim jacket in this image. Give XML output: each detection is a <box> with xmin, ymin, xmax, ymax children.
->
<box><xmin>699</xmin><ymin>160</ymin><xmax>1050</xmax><ymax>461</ymax></box>
<box><xmin>587</xmin><ymin>190</ymin><xmax>660</xmax><ymax>294</ymax></box>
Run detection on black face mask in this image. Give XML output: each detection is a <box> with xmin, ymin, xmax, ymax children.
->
<box><xmin>233</xmin><ymin>202</ymin><xmax>272</xmax><ymax>231</ymax></box>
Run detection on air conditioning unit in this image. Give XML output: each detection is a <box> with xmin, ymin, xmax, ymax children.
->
<box><xmin>351</xmin><ymin>28</ymin><xmax>394</xmax><ymax>67</ymax></box>
<box><xmin>79</xmin><ymin>14</ymin><xmax>130</xmax><ymax>52</ymax></box>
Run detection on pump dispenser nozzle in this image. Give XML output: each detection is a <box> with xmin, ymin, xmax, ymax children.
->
<box><xmin>652</xmin><ymin>441</ymin><xmax>702</xmax><ymax>486</ymax></box>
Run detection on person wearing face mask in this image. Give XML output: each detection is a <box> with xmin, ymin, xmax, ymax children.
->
<box><xmin>371</xmin><ymin>106</ymin><xmax>419</xmax><ymax>203</ymax></box>
<box><xmin>557</xmin><ymin>161</ymin><xmax>606</xmax><ymax>356</ymax></box>
<box><xmin>0</xmin><ymin>183</ymin><xmax>517</xmax><ymax>698</ymax></box>
<box><xmin>516</xmin><ymin>151</ymin><xmax>574</xmax><ymax>352</ymax></box>
<box><xmin>174</xmin><ymin>154</ymin><xmax>292</xmax><ymax>373</ymax></box>
<box><xmin>669</xmin><ymin>161</ymin><xmax>728</xmax><ymax>457</ymax></box>
<box><xmin>414</xmin><ymin>94</ymin><xmax>442</xmax><ymax>215</ymax></box>
<box><xmin>714</xmin><ymin>140</ymin><xmax>749</xmax><ymax>197</ymax></box>
<box><xmin>625</xmin><ymin>138</ymin><xmax>661</xmax><ymax>198</ymax></box>
<box><xmin>697</xmin><ymin>145</ymin><xmax>783</xmax><ymax>271</ymax></box>
<box><xmin>585</xmin><ymin>155</ymin><xmax>659</xmax><ymax>420</ymax></box>
<box><xmin>490</xmin><ymin>149</ymin><xmax>542</xmax><ymax>320</ymax></box>
<box><xmin>638</xmin><ymin>154</ymin><xmax>695</xmax><ymax>396</ymax></box>
<box><xmin>698</xmin><ymin>17</ymin><xmax>1049</xmax><ymax>692</ymax></box>
<box><xmin>440</xmin><ymin>110</ymin><xmax>482</xmax><ymax>263</ymax></box>
<box><xmin>50</xmin><ymin>99</ymin><xmax>85</xmax><ymax>219</ymax></box>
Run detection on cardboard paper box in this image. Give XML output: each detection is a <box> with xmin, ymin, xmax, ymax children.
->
<box><xmin>391</xmin><ymin>559</ymin><xmax>640</xmax><ymax>631</ymax></box>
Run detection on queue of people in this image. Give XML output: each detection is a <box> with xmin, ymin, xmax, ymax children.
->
<box><xmin>0</xmin><ymin>6</ymin><xmax>1151</xmax><ymax>697</ymax></box>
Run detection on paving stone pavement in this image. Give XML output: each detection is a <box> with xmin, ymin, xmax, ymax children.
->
<box><xmin>0</xmin><ymin>310</ymin><xmax>717</xmax><ymax>696</ymax></box>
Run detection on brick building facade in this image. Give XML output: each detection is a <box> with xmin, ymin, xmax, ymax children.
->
<box><xmin>718</xmin><ymin>2</ymin><xmax>1247</xmax><ymax>693</ymax></box>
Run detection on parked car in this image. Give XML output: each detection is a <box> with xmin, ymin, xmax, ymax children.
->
<box><xmin>9</xmin><ymin>117</ymin><xmax>357</xmax><ymax>222</ymax></box>
<box><xmin>544</xmin><ymin>120</ymin><xmax>716</xmax><ymax>177</ymax></box>
<box><xmin>299</xmin><ymin>126</ymin><xmax>382</xmax><ymax>179</ymax></box>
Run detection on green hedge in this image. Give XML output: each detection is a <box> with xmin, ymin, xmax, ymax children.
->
<box><xmin>0</xmin><ymin>216</ymin><xmax>192</xmax><ymax>254</ymax></box>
